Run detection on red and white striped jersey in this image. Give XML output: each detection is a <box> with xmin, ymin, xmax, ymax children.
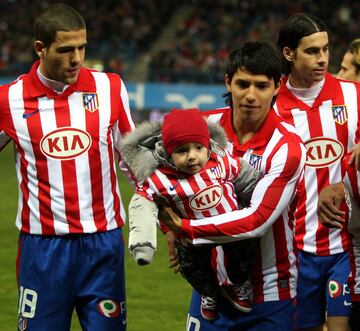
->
<box><xmin>0</xmin><ymin>61</ymin><xmax>134</xmax><ymax>235</ymax></box>
<box><xmin>136</xmin><ymin>150</ymin><xmax>241</xmax><ymax>219</ymax></box>
<box><xmin>179</xmin><ymin>108</ymin><xmax>306</xmax><ymax>303</ymax></box>
<box><xmin>274</xmin><ymin>73</ymin><xmax>360</xmax><ymax>256</ymax></box>
<box><xmin>343</xmin><ymin>154</ymin><xmax>360</xmax><ymax>301</ymax></box>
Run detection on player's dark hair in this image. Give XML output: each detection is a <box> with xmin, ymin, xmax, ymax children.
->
<box><xmin>34</xmin><ymin>3</ymin><xmax>86</xmax><ymax>48</ymax></box>
<box><xmin>349</xmin><ymin>39</ymin><xmax>360</xmax><ymax>74</ymax></box>
<box><xmin>277</xmin><ymin>13</ymin><xmax>328</xmax><ymax>75</ymax></box>
<box><xmin>223</xmin><ymin>40</ymin><xmax>282</xmax><ymax>108</ymax></box>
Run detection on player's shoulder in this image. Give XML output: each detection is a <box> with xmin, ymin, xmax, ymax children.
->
<box><xmin>0</xmin><ymin>74</ymin><xmax>25</xmax><ymax>101</ymax></box>
<box><xmin>333</xmin><ymin>74</ymin><xmax>360</xmax><ymax>90</ymax></box>
<box><xmin>271</xmin><ymin>112</ymin><xmax>304</xmax><ymax>145</ymax></box>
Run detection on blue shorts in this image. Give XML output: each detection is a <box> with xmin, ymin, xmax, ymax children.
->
<box><xmin>16</xmin><ymin>228</ymin><xmax>126</xmax><ymax>331</ymax></box>
<box><xmin>295</xmin><ymin>251</ymin><xmax>351</xmax><ymax>329</ymax></box>
<box><xmin>186</xmin><ymin>290</ymin><xmax>295</xmax><ymax>331</ymax></box>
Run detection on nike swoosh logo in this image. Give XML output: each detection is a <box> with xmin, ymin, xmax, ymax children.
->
<box><xmin>344</xmin><ymin>300</ymin><xmax>352</xmax><ymax>306</ymax></box>
<box><xmin>169</xmin><ymin>182</ymin><xmax>180</xmax><ymax>191</ymax></box>
<box><xmin>23</xmin><ymin>110</ymin><xmax>40</xmax><ymax>119</ymax></box>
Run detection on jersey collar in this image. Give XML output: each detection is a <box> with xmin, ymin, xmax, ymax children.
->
<box><xmin>278</xmin><ymin>72</ymin><xmax>337</xmax><ymax>110</ymax></box>
<box><xmin>24</xmin><ymin>60</ymin><xmax>96</xmax><ymax>98</ymax></box>
<box><xmin>220</xmin><ymin>107</ymin><xmax>278</xmax><ymax>152</ymax></box>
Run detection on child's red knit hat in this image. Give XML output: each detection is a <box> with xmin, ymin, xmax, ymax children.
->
<box><xmin>162</xmin><ymin>109</ymin><xmax>210</xmax><ymax>155</ymax></box>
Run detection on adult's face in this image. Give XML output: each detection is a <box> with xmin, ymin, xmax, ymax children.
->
<box><xmin>337</xmin><ymin>51</ymin><xmax>360</xmax><ymax>82</ymax></box>
<box><xmin>225</xmin><ymin>68</ymin><xmax>280</xmax><ymax>129</ymax></box>
<box><xmin>284</xmin><ymin>31</ymin><xmax>329</xmax><ymax>88</ymax></box>
<box><xmin>35</xmin><ymin>29</ymin><xmax>87</xmax><ymax>85</ymax></box>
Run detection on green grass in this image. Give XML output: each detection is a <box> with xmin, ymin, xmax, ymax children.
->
<box><xmin>0</xmin><ymin>144</ymin><xmax>191</xmax><ymax>330</ymax></box>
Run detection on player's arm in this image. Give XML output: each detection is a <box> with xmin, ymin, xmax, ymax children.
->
<box><xmin>163</xmin><ymin>141</ymin><xmax>306</xmax><ymax>244</ymax></box>
<box><xmin>111</xmin><ymin>75</ymin><xmax>135</xmax><ymax>168</ymax></box>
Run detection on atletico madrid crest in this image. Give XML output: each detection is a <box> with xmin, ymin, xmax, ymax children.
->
<box><xmin>210</xmin><ymin>163</ymin><xmax>224</xmax><ymax>179</ymax></box>
<box><xmin>332</xmin><ymin>105</ymin><xmax>348</xmax><ymax>125</ymax></box>
<box><xmin>249</xmin><ymin>153</ymin><xmax>262</xmax><ymax>171</ymax></box>
<box><xmin>83</xmin><ymin>93</ymin><xmax>99</xmax><ymax>112</ymax></box>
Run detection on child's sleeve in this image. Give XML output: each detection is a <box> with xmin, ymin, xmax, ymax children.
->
<box><xmin>128</xmin><ymin>193</ymin><xmax>158</xmax><ymax>265</ymax></box>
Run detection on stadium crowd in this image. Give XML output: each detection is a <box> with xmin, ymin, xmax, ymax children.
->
<box><xmin>0</xmin><ymin>0</ymin><xmax>176</xmax><ymax>77</ymax></box>
<box><xmin>149</xmin><ymin>0</ymin><xmax>360</xmax><ymax>82</ymax></box>
<box><xmin>0</xmin><ymin>0</ymin><xmax>359</xmax><ymax>82</ymax></box>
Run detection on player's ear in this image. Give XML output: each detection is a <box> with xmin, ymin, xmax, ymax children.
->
<box><xmin>225</xmin><ymin>74</ymin><xmax>231</xmax><ymax>91</ymax></box>
<box><xmin>282</xmin><ymin>47</ymin><xmax>293</xmax><ymax>62</ymax></box>
<box><xmin>34</xmin><ymin>41</ymin><xmax>45</xmax><ymax>59</ymax></box>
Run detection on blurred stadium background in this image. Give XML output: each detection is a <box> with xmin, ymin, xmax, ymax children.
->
<box><xmin>0</xmin><ymin>0</ymin><xmax>358</xmax><ymax>330</ymax></box>
<box><xmin>0</xmin><ymin>0</ymin><xmax>359</xmax><ymax>120</ymax></box>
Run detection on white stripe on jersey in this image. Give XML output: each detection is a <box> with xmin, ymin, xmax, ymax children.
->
<box><xmin>9</xmin><ymin>80</ymin><xmax>41</xmax><ymax>234</ymax></box>
<box><xmin>291</xmin><ymin>108</ymin><xmax>310</xmax><ymax>141</ymax></box>
<box><xmin>341</xmin><ymin>81</ymin><xmax>359</xmax><ymax>151</ymax></box>
<box><xmin>207</xmin><ymin>113</ymin><xmax>224</xmax><ymax>124</ymax></box>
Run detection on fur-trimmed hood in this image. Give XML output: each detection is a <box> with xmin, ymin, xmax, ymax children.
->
<box><xmin>119</xmin><ymin>120</ymin><xmax>228</xmax><ymax>181</ymax></box>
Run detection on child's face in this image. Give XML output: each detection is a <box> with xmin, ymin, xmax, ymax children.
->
<box><xmin>171</xmin><ymin>142</ymin><xmax>209</xmax><ymax>175</ymax></box>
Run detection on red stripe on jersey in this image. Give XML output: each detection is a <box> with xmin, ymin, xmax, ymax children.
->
<box><xmin>84</xmin><ymin>97</ymin><xmax>107</xmax><ymax>231</ymax></box>
<box><xmin>53</xmin><ymin>98</ymin><xmax>82</xmax><ymax>232</ymax></box>
<box><xmin>24</xmin><ymin>92</ymin><xmax>55</xmax><ymax>234</ymax></box>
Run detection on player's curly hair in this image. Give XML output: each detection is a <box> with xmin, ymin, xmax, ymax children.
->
<box><xmin>277</xmin><ymin>13</ymin><xmax>328</xmax><ymax>75</ymax></box>
<box><xmin>34</xmin><ymin>3</ymin><xmax>86</xmax><ymax>48</ymax></box>
<box><xmin>349</xmin><ymin>39</ymin><xmax>360</xmax><ymax>75</ymax></box>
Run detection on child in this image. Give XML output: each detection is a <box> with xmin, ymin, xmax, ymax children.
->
<box><xmin>120</xmin><ymin>109</ymin><xmax>260</xmax><ymax>321</ymax></box>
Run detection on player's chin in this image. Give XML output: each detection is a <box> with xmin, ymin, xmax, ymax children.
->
<box><xmin>65</xmin><ymin>71</ymin><xmax>80</xmax><ymax>84</ymax></box>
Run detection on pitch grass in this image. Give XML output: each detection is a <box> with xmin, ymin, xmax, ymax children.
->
<box><xmin>0</xmin><ymin>144</ymin><xmax>192</xmax><ymax>330</ymax></box>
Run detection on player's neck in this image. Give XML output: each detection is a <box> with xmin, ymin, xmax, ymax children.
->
<box><xmin>288</xmin><ymin>71</ymin><xmax>324</xmax><ymax>89</ymax></box>
<box><xmin>37</xmin><ymin>66</ymin><xmax>69</xmax><ymax>94</ymax></box>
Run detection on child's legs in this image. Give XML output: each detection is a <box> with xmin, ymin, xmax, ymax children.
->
<box><xmin>222</xmin><ymin>239</ymin><xmax>257</xmax><ymax>284</ymax></box>
<box><xmin>177</xmin><ymin>242</ymin><xmax>218</xmax><ymax>296</ymax></box>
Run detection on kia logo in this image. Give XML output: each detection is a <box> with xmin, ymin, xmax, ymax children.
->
<box><xmin>189</xmin><ymin>185</ymin><xmax>223</xmax><ymax>211</ymax></box>
<box><xmin>40</xmin><ymin>127</ymin><xmax>92</xmax><ymax>160</ymax></box>
<box><xmin>305</xmin><ymin>137</ymin><xmax>343</xmax><ymax>168</ymax></box>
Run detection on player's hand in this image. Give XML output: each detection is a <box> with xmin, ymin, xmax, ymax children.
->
<box><xmin>166</xmin><ymin>231</ymin><xmax>180</xmax><ymax>273</ymax></box>
<box><xmin>348</xmin><ymin>142</ymin><xmax>360</xmax><ymax>170</ymax></box>
<box><xmin>157</xmin><ymin>204</ymin><xmax>183</xmax><ymax>232</ymax></box>
<box><xmin>318</xmin><ymin>182</ymin><xmax>346</xmax><ymax>229</ymax></box>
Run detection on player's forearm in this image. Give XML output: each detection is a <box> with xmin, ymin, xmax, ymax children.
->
<box><xmin>182</xmin><ymin>146</ymin><xmax>306</xmax><ymax>242</ymax></box>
